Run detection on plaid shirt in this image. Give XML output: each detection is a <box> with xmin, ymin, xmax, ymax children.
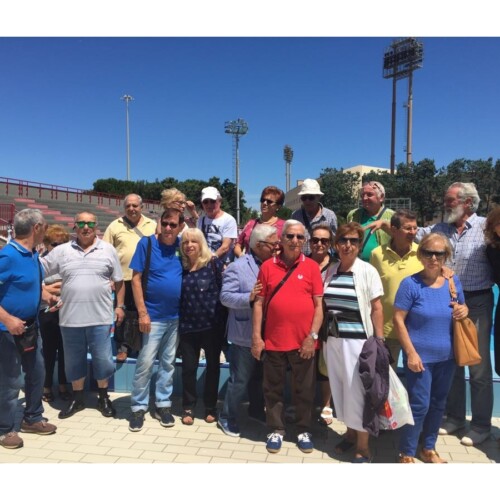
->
<box><xmin>417</xmin><ymin>213</ymin><xmax>493</xmax><ymax>292</ymax></box>
<box><xmin>291</xmin><ymin>203</ymin><xmax>338</xmax><ymax>255</ymax></box>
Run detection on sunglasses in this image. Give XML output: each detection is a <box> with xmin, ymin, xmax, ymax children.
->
<box><xmin>338</xmin><ymin>237</ymin><xmax>360</xmax><ymax>245</ymax></box>
<box><xmin>284</xmin><ymin>233</ymin><xmax>305</xmax><ymax>241</ymax></box>
<box><xmin>202</xmin><ymin>199</ymin><xmax>217</xmax><ymax>205</ymax></box>
<box><xmin>75</xmin><ymin>221</ymin><xmax>96</xmax><ymax>229</ymax></box>
<box><xmin>421</xmin><ymin>249</ymin><xmax>446</xmax><ymax>259</ymax></box>
<box><xmin>311</xmin><ymin>237</ymin><xmax>330</xmax><ymax>245</ymax></box>
<box><xmin>161</xmin><ymin>221</ymin><xmax>179</xmax><ymax>229</ymax></box>
<box><xmin>260</xmin><ymin>198</ymin><xmax>276</xmax><ymax>206</ymax></box>
<box><xmin>300</xmin><ymin>195</ymin><xmax>317</xmax><ymax>201</ymax></box>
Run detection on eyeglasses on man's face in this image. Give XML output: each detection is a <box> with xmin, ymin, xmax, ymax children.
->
<box><xmin>161</xmin><ymin>221</ymin><xmax>179</xmax><ymax>229</ymax></box>
<box><xmin>300</xmin><ymin>195</ymin><xmax>317</xmax><ymax>202</ymax></box>
<box><xmin>75</xmin><ymin>221</ymin><xmax>96</xmax><ymax>229</ymax></box>
<box><xmin>202</xmin><ymin>199</ymin><xmax>217</xmax><ymax>205</ymax></box>
<box><xmin>284</xmin><ymin>233</ymin><xmax>305</xmax><ymax>241</ymax></box>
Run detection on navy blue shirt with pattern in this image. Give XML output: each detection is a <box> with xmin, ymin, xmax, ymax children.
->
<box><xmin>179</xmin><ymin>258</ymin><xmax>225</xmax><ymax>334</ymax></box>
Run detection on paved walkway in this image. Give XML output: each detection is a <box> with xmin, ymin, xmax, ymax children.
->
<box><xmin>1</xmin><ymin>391</ymin><xmax>499</xmax><ymax>464</ymax></box>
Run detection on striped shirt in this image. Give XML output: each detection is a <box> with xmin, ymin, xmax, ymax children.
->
<box><xmin>324</xmin><ymin>272</ymin><xmax>366</xmax><ymax>339</ymax></box>
<box><xmin>416</xmin><ymin>213</ymin><xmax>493</xmax><ymax>292</ymax></box>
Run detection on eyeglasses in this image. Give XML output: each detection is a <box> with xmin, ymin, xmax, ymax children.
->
<box><xmin>125</xmin><ymin>204</ymin><xmax>140</xmax><ymax>208</ymax></box>
<box><xmin>337</xmin><ymin>237</ymin><xmax>360</xmax><ymax>245</ymax></box>
<box><xmin>75</xmin><ymin>221</ymin><xmax>96</xmax><ymax>229</ymax></box>
<box><xmin>161</xmin><ymin>221</ymin><xmax>179</xmax><ymax>229</ymax></box>
<box><xmin>173</xmin><ymin>199</ymin><xmax>187</xmax><ymax>205</ymax></box>
<box><xmin>311</xmin><ymin>237</ymin><xmax>330</xmax><ymax>245</ymax></box>
<box><xmin>258</xmin><ymin>240</ymin><xmax>279</xmax><ymax>248</ymax></box>
<box><xmin>202</xmin><ymin>199</ymin><xmax>217</xmax><ymax>205</ymax></box>
<box><xmin>284</xmin><ymin>233</ymin><xmax>305</xmax><ymax>241</ymax></box>
<box><xmin>300</xmin><ymin>195</ymin><xmax>317</xmax><ymax>202</ymax></box>
<box><xmin>260</xmin><ymin>198</ymin><xmax>276</xmax><ymax>206</ymax></box>
<box><xmin>421</xmin><ymin>249</ymin><xmax>446</xmax><ymax>259</ymax></box>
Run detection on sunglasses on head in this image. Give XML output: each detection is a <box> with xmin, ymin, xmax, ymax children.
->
<box><xmin>75</xmin><ymin>221</ymin><xmax>96</xmax><ymax>229</ymax></box>
<box><xmin>311</xmin><ymin>237</ymin><xmax>330</xmax><ymax>245</ymax></box>
<box><xmin>421</xmin><ymin>249</ymin><xmax>446</xmax><ymax>259</ymax></box>
<box><xmin>301</xmin><ymin>195</ymin><xmax>316</xmax><ymax>201</ymax></box>
<box><xmin>284</xmin><ymin>233</ymin><xmax>305</xmax><ymax>241</ymax></box>
<box><xmin>260</xmin><ymin>198</ymin><xmax>276</xmax><ymax>206</ymax></box>
<box><xmin>338</xmin><ymin>237</ymin><xmax>360</xmax><ymax>245</ymax></box>
<box><xmin>161</xmin><ymin>221</ymin><xmax>179</xmax><ymax>229</ymax></box>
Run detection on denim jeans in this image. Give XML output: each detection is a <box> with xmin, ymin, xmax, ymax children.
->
<box><xmin>446</xmin><ymin>290</ymin><xmax>494</xmax><ymax>432</ymax></box>
<box><xmin>399</xmin><ymin>358</ymin><xmax>455</xmax><ymax>456</ymax></box>
<box><xmin>130</xmin><ymin>320</ymin><xmax>179</xmax><ymax>412</ymax></box>
<box><xmin>0</xmin><ymin>330</ymin><xmax>45</xmax><ymax>435</ymax></box>
<box><xmin>220</xmin><ymin>343</ymin><xmax>263</xmax><ymax>423</ymax></box>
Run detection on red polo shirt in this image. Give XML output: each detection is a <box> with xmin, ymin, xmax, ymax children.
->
<box><xmin>258</xmin><ymin>253</ymin><xmax>323</xmax><ymax>351</ymax></box>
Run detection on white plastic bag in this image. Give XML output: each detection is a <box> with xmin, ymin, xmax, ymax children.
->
<box><xmin>378</xmin><ymin>366</ymin><xmax>414</xmax><ymax>430</ymax></box>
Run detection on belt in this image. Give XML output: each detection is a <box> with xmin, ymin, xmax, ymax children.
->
<box><xmin>464</xmin><ymin>288</ymin><xmax>492</xmax><ymax>297</ymax></box>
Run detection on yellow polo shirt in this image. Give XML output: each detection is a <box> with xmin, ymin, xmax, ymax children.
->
<box><xmin>102</xmin><ymin>216</ymin><xmax>157</xmax><ymax>281</ymax></box>
<box><xmin>370</xmin><ymin>242</ymin><xmax>422</xmax><ymax>339</ymax></box>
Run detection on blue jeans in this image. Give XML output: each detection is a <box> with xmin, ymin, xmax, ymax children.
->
<box><xmin>220</xmin><ymin>343</ymin><xmax>261</xmax><ymax>423</ymax></box>
<box><xmin>446</xmin><ymin>290</ymin><xmax>494</xmax><ymax>432</ymax></box>
<box><xmin>0</xmin><ymin>330</ymin><xmax>45</xmax><ymax>435</ymax></box>
<box><xmin>130</xmin><ymin>320</ymin><xmax>179</xmax><ymax>412</ymax></box>
<box><xmin>399</xmin><ymin>358</ymin><xmax>455</xmax><ymax>456</ymax></box>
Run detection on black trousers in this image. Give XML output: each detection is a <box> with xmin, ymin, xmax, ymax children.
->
<box><xmin>39</xmin><ymin>310</ymin><xmax>67</xmax><ymax>387</ymax></box>
<box><xmin>114</xmin><ymin>280</ymin><xmax>136</xmax><ymax>353</ymax></box>
<box><xmin>180</xmin><ymin>329</ymin><xmax>223</xmax><ymax>412</ymax></box>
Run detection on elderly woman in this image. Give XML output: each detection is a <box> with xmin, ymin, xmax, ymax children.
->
<box><xmin>178</xmin><ymin>228</ymin><xmax>225</xmax><ymax>425</ymax></box>
<box><xmin>308</xmin><ymin>224</ymin><xmax>337</xmax><ymax>426</ymax></box>
<box><xmin>484</xmin><ymin>207</ymin><xmax>500</xmax><ymax>378</ymax></box>
<box><xmin>323</xmin><ymin>222</ymin><xmax>384</xmax><ymax>463</ymax></box>
<box><xmin>394</xmin><ymin>233</ymin><xmax>468</xmax><ymax>463</ymax></box>
<box><xmin>160</xmin><ymin>188</ymin><xmax>199</xmax><ymax>231</ymax></box>
<box><xmin>234</xmin><ymin>186</ymin><xmax>285</xmax><ymax>258</ymax></box>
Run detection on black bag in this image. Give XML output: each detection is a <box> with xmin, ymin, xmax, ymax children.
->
<box><xmin>123</xmin><ymin>310</ymin><xmax>142</xmax><ymax>352</ymax></box>
<box><xmin>14</xmin><ymin>319</ymin><xmax>38</xmax><ymax>355</ymax></box>
<box><xmin>319</xmin><ymin>307</ymin><xmax>339</xmax><ymax>343</ymax></box>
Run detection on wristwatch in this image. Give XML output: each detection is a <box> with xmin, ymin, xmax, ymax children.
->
<box><xmin>116</xmin><ymin>305</ymin><xmax>127</xmax><ymax>310</ymax></box>
<box><xmin>309</xmin><ymin>332</ymin><xmax>318</xmax><ymax>340</ymax></box>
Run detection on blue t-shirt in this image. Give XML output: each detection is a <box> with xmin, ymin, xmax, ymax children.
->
<box><xmin>0</xmin><ymin>241</ymin><xmax>43</xmax><ymax>330</ymax></box>
<box><xmin>394</xmin><ymin>273</ymin><xmax>465</xmax><ymax>363</ymax></box>
<box><xmin>129</xmin><ymin>235</ymin><xmax>182</xmax><ymax>321</ymax></box>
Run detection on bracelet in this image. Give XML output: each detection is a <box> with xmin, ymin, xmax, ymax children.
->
<box><xmin>139</xmin><ymin>313</ymin><xmax>149</xmax><ymax>318</ymax></box>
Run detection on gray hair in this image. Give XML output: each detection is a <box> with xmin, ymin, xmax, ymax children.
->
<box><xmin>448</xmin><ymin>182</ymin><xmax>480</xmax><ymax>213</ymax></box>
<box><xmin>282</xmin><ymin>219</ymin><xmax>305</xmax><ymax>235</ymax></box>
<box><xmin>362</xmin><ymin>180</ymin><xmax>385</xmax><ymax>200</ymax></box>
<box><xmin>249</xmin><ymin>224</ymin><xmax>278</xmax><ymax>250</ymax></box>
<box><xmin>124</xmin><ymin>193</ymin><xmax>143</xmax><ymax>206</ymax></box>
<box><xmin>13</xmin><ymin>209</ymin><xmax>45</xmax><ymax>238</ymax></box>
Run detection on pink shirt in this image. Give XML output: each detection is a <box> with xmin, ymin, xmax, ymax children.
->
<box><xmin>237</xmin><ymin>218</ymin><xmax>285</xmax><ymax>253</ymax></box>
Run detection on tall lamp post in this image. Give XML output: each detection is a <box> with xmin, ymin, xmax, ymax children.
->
<box><xmin>383</xmin><ymin>38</ymin><xmax>423</xmax><ymax>172</ymax></box>
<box><xmin>224</xmin><ymin>118</ymin><xmax>248</xmax><ymax>225</ymax></box>
<box><xmin>283</xmin><ymin>145</ymin><xmax>294</xmax><ymax>193</ymax></box>
<box><xmin>121</xmin><ymin>94</ymin><xmax>134</xmax><ymax>181</ymax></box>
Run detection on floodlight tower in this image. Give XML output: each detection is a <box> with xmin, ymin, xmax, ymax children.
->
<box><xmin>283</xmin><ymin>145</ymin><xmax>294</xmax><ymax>193</ymax></box>
<box><xmin>383</xmin><ymin>38</ymin><xmax>423</xmax><ymax>172</ymax></box>
<box><xmin>121</xmin><ymin>94</ymin><xmax>134</xmax><ymax>181</ymax></box>
<box><xmin>224</xmin><ymin>118</ymin><xmax>248</xmax><ymax>225</ymax></box>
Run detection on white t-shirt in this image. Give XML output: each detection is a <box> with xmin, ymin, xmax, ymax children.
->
<box><xmin>198</xmin><ymin>211</ymin><xmax>237</xmax><ymax>262</ymax></box>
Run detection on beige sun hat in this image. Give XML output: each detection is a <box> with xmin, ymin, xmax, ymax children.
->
<box><xmin>298</xmin><ymin>178</ymin><xmax>324</xmax><ymax>196</ymax></box>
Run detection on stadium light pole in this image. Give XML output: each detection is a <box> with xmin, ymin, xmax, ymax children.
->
<box><xmin>383</xmin><ymin>38</ymin><xmax>423</xmax><ymax>171</ymax></box>
<box><xmin>121</xmin><ymin>94</ymin><xmax>134</xmax><ymax>180</ymax></box>
<box><xmin>283</xmin><ymin>145</ymin><xmax>294</xmax><ymax>193</ymax></box>
<box><xmin>224</xmin><ymin>118</ymin><xmax>249</xmax><ymax>225</ymax></box>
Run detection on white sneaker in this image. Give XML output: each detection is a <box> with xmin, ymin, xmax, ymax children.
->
<box><xmin>460</xmin><ymin>430</ymin><xmax>490</xmax><ymax>446</ymax></box>
<box><xmin>438</xmin><ymin>420</ymin><xmax>465</xmax><ymax>436</ymax></box>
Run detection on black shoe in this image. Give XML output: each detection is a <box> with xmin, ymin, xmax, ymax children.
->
<box><xmin>155</xmin><ymin>407</ymin><xmax>175</xmax><ymax>427</ymax></box>
<box><xmin>97</xmin><ymin>396</ymin><xmax>116</xmax><ymax>418</ymax></box>
<box><xmin>129</xmin><ymin>410</ymin><xmax>146</xmax><ymax>432</ymax></box>
<box><xmin>58</xmin><ymin>400</ymin><xmax>85</xmax><ymax>419</ymax></box>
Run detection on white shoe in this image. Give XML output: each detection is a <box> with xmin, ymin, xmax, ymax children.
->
<box><xmin>460</xmin><ymin>430</ymin><xmax>490</xmax><ymax>446</ymax></box>
<box><xmin>438</xmin><ymin>420</ymin><xmax>465</xmax><ymax>436</ymax></box>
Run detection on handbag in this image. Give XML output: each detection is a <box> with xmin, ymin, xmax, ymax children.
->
<box><xmin>14</xmin><ymin>319</ymin><xmax>38</xmax><ymax>355</ymax></box>
<box><xmin>378</xmin><ymin>366</ymin><xmax>414</xmax><ymax>430</ymax></box>
<box><xmin>447</xmin><ymin>277</ymin><xmax>482</xmax><ymax>367</ymax></box>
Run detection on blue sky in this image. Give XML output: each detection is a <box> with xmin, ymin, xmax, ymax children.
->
<box><xmin>1</xmin><ymin>6</ymin><xmax>500</xmax><ymax>212</ymax></box>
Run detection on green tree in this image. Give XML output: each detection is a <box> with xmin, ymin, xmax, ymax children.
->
<box><xmin>319</xmin><ymin>168</ymin><xmax>360</xmax><ymax>224</ymax></box>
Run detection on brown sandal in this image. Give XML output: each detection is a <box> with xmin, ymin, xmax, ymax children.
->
<box><xmin>398</xmin><ymin>453</ymin><xmax>416</xmax><ymax>463</ymax></box>
<box><xmin>419</xmin><ymin>448</ymin><xmax>447</xmax><ymax>463</ymax></box>
<box><xmin>181</xmin><ymin>410</ymin><xmax>194</xmax><ymax>425</ymax></box>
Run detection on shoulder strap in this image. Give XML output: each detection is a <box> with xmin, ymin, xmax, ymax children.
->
<box><xmin>360</xmin><ymin>206</ymin><xmax>388</xmax><ymax>253</ymax></box>
<box><xmin>448</xmin><ymin>276</ymin><xmax>458</xmax><ymax>301</ymax></box>
<box><xmin>122</xmin><ymin>216</ymin><xmax>146</xmax><ymax>239</ymax></box>
<box><xmin>301</xmin><ymin>208</ymin><xmax>312</xmax><ymax>231</ymax></box>
<box><xmin>263</xmin><ymin>261</ymin><xmax>299</xmax><ymax>318</ymax></box>
<box><xmin>140</xmin><ymin>236</ymin><xmax>153</xmax><ymax>299</ymax></box>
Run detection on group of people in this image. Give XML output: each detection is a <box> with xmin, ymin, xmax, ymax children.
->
<box><xmin>0</xmin><ymin>177</ymin><xmax>498</xmax><ymax>464</ymax></box>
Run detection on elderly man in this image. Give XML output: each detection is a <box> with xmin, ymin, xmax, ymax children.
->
<box><xmin>347</xmin><ymin>180</ymin><xmax>394</xmax><ymax>261</ymax></box>
<box><xmin>370</xmin><ymin>209</ymin><xmax>422</xmax><ymax>366</ymax></box>
<box><xmin>128</xmin><ymin>208</ymin><xmax>183</xmax><ymax>432</ymax></box>
<box><xmin>198</xmin><ymin>186</ymin><xmax>238</xmax><ymax>264</ymax></box>
<box><xmin>217</xmin><ymin>225</ymin><xmax>280</xmax><ymax>437</ymax></box>
<box><xmin>252</xmin><ymin>220</ymin><xmax>323</xmax><ymax>454</ymax></box>
<box><xmin>0</xmin><ymin>209</ymin><xmax>57</xmax><ymax>449</ymax></box>
<box><xmin>415</xmin><ymin>182</ymin><xmax>494</xmax><ymax>446</ymax></box>
<box><xmin>102</xmin><ymin>193</ymin><xmax>156</xmax><ymax>362</ymax></box>
<box><xmin>291</xmin><ymin>178</ymin><xmax>337</xmax><ymax>255</ymax></box>
<box><xmin>41</xmin><ymin>212</ymin><xmax>125</xmax><ymax>419</ymax></box>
